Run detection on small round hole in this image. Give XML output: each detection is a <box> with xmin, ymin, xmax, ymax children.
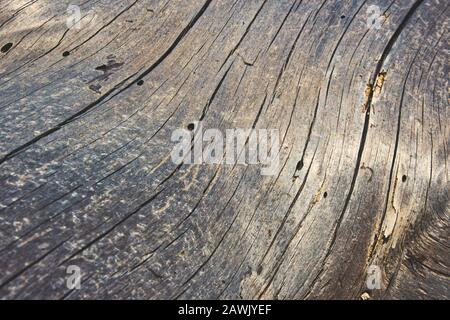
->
<box><xmin>62</xmin><ymin>51</ymin><xmax>70</xmax><ymax>57</ymax></box>
<box><xmin>296</xmin><ymin>160</ymin><xmax>304</xmax><ymax>171</ymax></box>
<box><xmin>137</xmin><ymin>80</ymin><xmax>144</xmax><ymax>86</ymax></box>
<box><xmin>402</xmin><ymin>175</ymin><xmax>407</xmax><ymax>182</ymax></box>
<box><xmin>187</xmin><ymin>123</ymin><xmax>195</xmax><ymax>131</ymax></box>
<box><xmin>323</xmin><ymin>192</ymin><xmax>328</xmax><ymax>198</ymax></box>
<box><xmin>340</xmin><ymin>15</ymin><xmax>346</xmax><ymax>19</ymax></box>
<box><xmin>257</xmin><ymin>265</ymin><xmax>263</xmax><ymax>275</ymax></box>
<box><xmin>1</xmin><ymin>43</ymin><xmax>13</xmax><ymax>53</ymax></box>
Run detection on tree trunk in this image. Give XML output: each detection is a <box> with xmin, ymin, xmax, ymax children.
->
<box><xmin>0</xmin><ymin>0</ymin><xmax>448</xmax><ymax>299</ymax></box>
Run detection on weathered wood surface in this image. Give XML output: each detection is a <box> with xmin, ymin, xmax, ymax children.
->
<box><xmin>0</xmin><ymin>0</ymin><xmax>448</xmax><ymax>300</ymax></box>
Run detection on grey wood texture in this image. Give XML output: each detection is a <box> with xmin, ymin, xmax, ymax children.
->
<box><xmin>0</xmin><ymin>0</ymin><xmax>448</xmax><ymax>299</ymax></box>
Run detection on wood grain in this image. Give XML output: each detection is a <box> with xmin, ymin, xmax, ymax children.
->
<box><xmin>0</xmin><ymin>0</ymin><xmax>448</xmax><ymax>299</ymax></box>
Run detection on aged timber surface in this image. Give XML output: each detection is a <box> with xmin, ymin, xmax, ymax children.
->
<box><xmin>0</xmin><ymin>0</ymin><xmax>448</xmax><ymax>299</ymax></box>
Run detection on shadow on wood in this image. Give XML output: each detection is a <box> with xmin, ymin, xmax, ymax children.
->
<box><xmin>0</xmin><ymin>0</ymin><xmax>448</xmax><ymax>299</ymax></box>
